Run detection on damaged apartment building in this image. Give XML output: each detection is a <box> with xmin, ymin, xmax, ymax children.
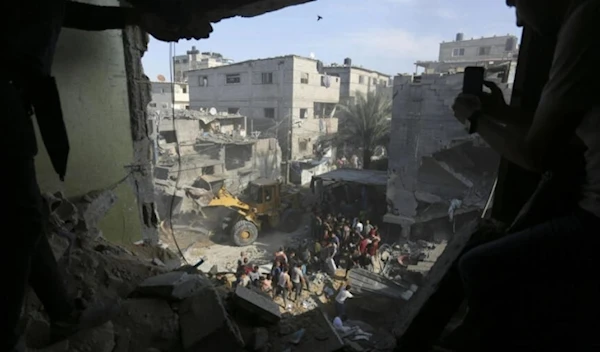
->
<box><xmin>186</xmin><ymin>55</ymin><xmax>340</xmax><ymax>185</ymax></box>
<box><xmin>149</xmin><ymin>109</ymin><xmax>281</xmax><ymax>220</ymax></box>
<box><xmin>384</xmin><ymin>32</ymin><xmax>517</xmax><ymax>242</ymax></box>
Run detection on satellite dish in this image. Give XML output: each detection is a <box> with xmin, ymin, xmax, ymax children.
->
<box><xmin>157</xmin><ymin>74</ymin><xmax>166</xmax><ymax>82</ymax></box>
<box><xmin>309</xmin><ymin>52</ymin><xmax>315</xmax><ymax>59</ymax></box>
<box><xmin>208</xmin><ymin>107</ymin><xmax>217</xmax><ymax>116</ymax></box>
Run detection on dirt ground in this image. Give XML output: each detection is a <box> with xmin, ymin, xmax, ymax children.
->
<box><xmin>160</xmin><ymin>216</ymin><xmax>311</xmax><ymax>273</ymax></box>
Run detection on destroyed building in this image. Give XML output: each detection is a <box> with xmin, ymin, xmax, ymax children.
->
<box><xmin>186</xmin><ymin>55</ymin><xmax>340</xmax><ymax>183</ymax></box>
<box><xmin>384</xmin><ymin>72</ymin><xmax>512</xmax><ymax>242</ymax></box>
<box><xmin>150</xmin><ymin>109</ymin><xmax>282</xmax><ymax>219</ymax></box>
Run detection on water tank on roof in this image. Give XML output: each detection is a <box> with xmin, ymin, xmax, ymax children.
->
<box><xmin>456</xmin><ymin>33</ymin><xmax>464</xmax><ymax>41</ymax></box>
<box><xmin>343</xmin><ymin>57</ymin><xmax>352</xmax><ymax>66</ymax></box>
<box><xmin>505</xmin><ymin>37</ymin><xmax>517</xmax><ymax>51</ymax></box>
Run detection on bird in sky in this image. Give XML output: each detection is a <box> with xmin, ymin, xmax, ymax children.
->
<box><xmin>317</xmin><ymin>15</ymin><xmax>323</xmax><ymax>21</ymax></box>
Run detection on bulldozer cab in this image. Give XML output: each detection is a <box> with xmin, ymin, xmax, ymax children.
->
<box><xmin>246</xmin><ymin>178</ymin><xmax>281</xmax><ymax>215</ymax></box>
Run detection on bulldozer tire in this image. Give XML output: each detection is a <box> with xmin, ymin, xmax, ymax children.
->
<box><xmin>279</xmin><ymin>209</ymin><xmax>303</xmax><ymax>233</ymax></box>
<box><xmin>232</xmin><ymin>220</ymin><xmax>259</xmax><ymax>247</ymax></box>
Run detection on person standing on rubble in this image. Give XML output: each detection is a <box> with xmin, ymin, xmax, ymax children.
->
<box><xmin>335</xmin><ymin>284</ymin><xmax>354</xmax><ymax>318</ymax></box>
<box><xmin>452</xmin><ymin>0</ymin><xmax>600</xmax><ymax>349</ymax></box>
<box><xmin>3</xmin><ymin>2</ymin><xmax>204</xmax><ymax>351</ymax></box>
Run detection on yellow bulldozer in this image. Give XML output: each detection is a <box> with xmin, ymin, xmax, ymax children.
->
<box><xmin>203</xmin><ymin>178</ymin><xmax>303</xmax><ymax>246</ymax></box>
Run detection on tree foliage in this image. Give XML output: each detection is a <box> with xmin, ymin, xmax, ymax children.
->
<box><xmin>337</xmin><ymin>90</ymin><xmax>392</xmax><ymax>169</ymax></box>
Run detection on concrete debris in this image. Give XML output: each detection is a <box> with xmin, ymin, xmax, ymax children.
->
<box><xmin>252</xmin><ymin>327</ymin><xmax>269</xmax><ymax>351</ymax></box>
<box><xmin>179</xmin><ymin>288</ymin><xmax>244</xmax><ymax>351</ymax></box>
<box><xmin>113</xmin><ymin>299</ymin><xmax>180</xmax><ymax>352</ymax></box>
<box><xmin>233</xmin><ymin>286</ymin><xmax>281</xmax><ymax>324</ymax></box>
<box><xmin>134</xmin><ymin>271</ymin><xmax>211</xmax><ymax>301</ymax></box>
<box><xmin>74</xmin><ymin>190</ymin><xmax>118</xmax><ymax>238</ymax></box>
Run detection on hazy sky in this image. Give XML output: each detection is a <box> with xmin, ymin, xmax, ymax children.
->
<box><xmin>142</xmin><ymin>0</ymin><xmax>521</xmax><ymax>81</ymax></box>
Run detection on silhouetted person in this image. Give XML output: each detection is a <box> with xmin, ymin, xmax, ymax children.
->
<box><xmin>452</xmin><ymin>0</ymin><xmax>600</xmax><ymax>349</ymax></box>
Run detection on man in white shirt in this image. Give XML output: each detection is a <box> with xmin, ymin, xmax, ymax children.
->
<box><xmin>354</xmin><ymin>220</ymin><xmax>363</xmax><ymax>235</ymax></box>
<box><xmin>335</xmin><ymin>284</ymin><xmax>354</xmax><ymax>318</ymax></box>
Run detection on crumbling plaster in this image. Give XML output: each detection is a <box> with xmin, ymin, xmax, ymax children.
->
<box><xmin>33</xmin><ymin>0</ymin><xmax>157</xmax><ymax>243</ymax></box>
<box><xmin>385</xmin><ymin>73</ymin><xmax>504</xmax><ymax>234</ymax></box>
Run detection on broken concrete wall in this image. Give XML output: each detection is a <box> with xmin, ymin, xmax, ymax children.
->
<box><xmin>385</xmin><ymin>73</ymin><xmax>504</xmax><ymax>240</ymax></box>
<box><xmin>34</xmin><ymin>0</ymin><xmax>157</xmax><ymax>243</ymax></box>
<box><xmin>255</xmin><ymin>138</ymin><xmax>281</xmax><ymax>180</ymax></box>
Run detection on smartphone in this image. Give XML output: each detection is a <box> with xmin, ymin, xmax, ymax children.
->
<box><xmin>463</xmin><ymin>66</ymin><xmax>485</xmax><ymax>96</ymax></box>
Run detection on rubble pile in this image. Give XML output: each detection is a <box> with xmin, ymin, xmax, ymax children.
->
<box><xmin>22</xmin><ymin>190</ymin><xmax>395</xmax><ymax>352</ymax></box>
<box><xmin>378</xmin><ymin>240</ymin><xmax>447</xmax><ymax>285</ymax></box>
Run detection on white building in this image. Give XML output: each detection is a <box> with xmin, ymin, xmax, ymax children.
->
<box><xmin>416</xmin><ymin>33</ymin><xmax>519</xmax><ymax>76</ymax></box>
<box><xmin>149</xmin><ymin>82</ymin><xmax>190</xmax><ymax>112</ymax></box>
<box><xmin>172</xmin><ymin>46</ymin><xmax>234</xmax><ymax>83</ymax></box>
<box><xmin>187</xmin><ymin>55</ymin><xmax>340</xmax><ymax>165</ymax></box>
<box><xmin>324</xmin><ymin>58</ymin><xmax>392</xmax><ymax>105</ymax></box>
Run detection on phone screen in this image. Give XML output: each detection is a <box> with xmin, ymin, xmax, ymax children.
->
<box><xmin>463</xmin><ymin>66</ymin><xmax>485</xmax><ymax>96</ymax></box>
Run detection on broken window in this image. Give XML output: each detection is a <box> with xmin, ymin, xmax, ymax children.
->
<box><xmin>301</xmin><ymin>72</ymin><xmax>309</xmax><ymax>84</ymax></box>
<box><xmin>201</xmin><ymin>166</ymin><xmax>214</xmax><ymax>175</ymax></box>
<box><xmin>182</xmin><ymin>86</ymin><xmax>187</xmax><ymax>93</ymax></box>
<box><xmin>261</xmin><ymin>72</ymin><xmax>274</xmax><ymax>84</ymax></box>
<box><xmin>149</xmin><ymin>102</ymin><xmax>157</xmax><ymax>108</ymax></box>
<box><xmin>264</xmin><ymin>108</ymin><xmax>275</xmax><ymax>118</ymax></box>
<box><xmin>478</xmin><ymin>46</ymin><xmax>492</xmax><ymax>56</ymax></box>
<box><xmin>300</xmin><ymin>108</ymin><xmax>307</xmax><ymax>119</ymax></box>
<box><xmin>380</xmin><ymin>79</ymin><xmax>387</xmax><ymax>86</ymax></box>
<box><xmin>185</xmin><ymin>105</ymin><xmax>190</xmax><ymax>110</ymax></box>
<box><xmin>299</xmin><ymin>140</ymin><xmax>308</xmax><ymax>151</ymax></box>
<box><xmin>198</xmin><ymin>76</ymin><xmax>208</xmax><ymax>86</ymax></box>
<box><xmin>228</xmin><ymin>107</ymin><xmax>240</xmax><ymax>115</ymax></box>
<box><xmin>359</xmin><ymin>75</ymin><xmax>365</xmax><ymax>84</ymax></box>
<box><xmin>160</xmin><ymin>131</ymin><xmax>177</xmax><ymax>143</ymax></box>
<box><xmin>226</xmin><ymin>74</ymin><xmax>241</xmax><ymax>84</ymax></box>
<box><xmin>225</xmin><ymin>144</ymin><xmax>252</xmax><ymax>170</ymax></box>
<box><xmin>452</xmin><ymin>48</ymin><xmax>465</xmax><ymax>57</ymax></box>
<box><xmin>161</xmin><ymin>103</ymin><xmax>169</xmax><ymax>108</ymax></box>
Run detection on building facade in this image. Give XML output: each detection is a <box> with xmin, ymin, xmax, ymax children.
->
<box><xmin>324</xmin><ymin>58</ymin><xmax>392</xmax><ymax>105</ymax></box>
<box><xmin>416</xmin><ymin>33</ymin><xmax>519</xmax><ymax>75</ymax></box>
<box><xmin>385</xmin><ymin>73</ymin><xmax>511</xmax><ymax>241</ymax></box>
<box><xmin>151</xmin><ymin>109</ymin><xmax>281</xmax><ymax>218</ymax></box>
<box><xmin>187</xmin><ymin>55</ymin><xmax>339</xmax><ymax>165</ymax></box>
<box><xmin>149</xmin><ymin>82</ymin><xmax>190</xmax><ymax>112</ymax></box>
<box><xmin>172</xmin><ymin>46</ymin><xmax>234</xmax><ymax>82</ymax></box>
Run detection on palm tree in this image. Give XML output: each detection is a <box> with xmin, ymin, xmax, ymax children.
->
<box><xmin>337</xmin><ymin>90</ymin><xmax>392</xmax><ymax>169</ymax></box>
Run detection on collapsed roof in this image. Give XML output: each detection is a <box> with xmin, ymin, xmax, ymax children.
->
<box><xmin>126</xmin><ymin>0</ymin><xmax>315</xmax><ymax>40</ymax></box>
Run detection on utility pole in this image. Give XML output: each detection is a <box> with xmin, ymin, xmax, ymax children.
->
<box><xmin>286</xmin><ymin>112</ymin><xmax>293</xmax><ymax>184</ymax></box>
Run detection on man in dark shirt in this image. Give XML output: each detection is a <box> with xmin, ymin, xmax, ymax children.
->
<box><xmin>452</xmin><ymin>0</ymin><xmax>600</xmax><ymax>349</ymax></box>
<box><xmin>3</xmin><ymin>2</ymin><xmax>203</xmax><ymax>351</ymax></box>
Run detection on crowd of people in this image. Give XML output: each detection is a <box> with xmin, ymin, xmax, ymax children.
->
<box><xmin>231</xmin><ymin>212</ymin><xmax>383</xmax><ymax>310</ymax></box>
<box><xmin>310</xmin><ymin>212</ymin><xmax>384</xmax><ymax>277</ymax></box>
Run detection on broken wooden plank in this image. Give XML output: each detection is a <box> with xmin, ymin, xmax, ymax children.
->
<box><xmin>393</xmin><ymin>219</ymin><xmax>479</xmax><ymax>351</ymax></box>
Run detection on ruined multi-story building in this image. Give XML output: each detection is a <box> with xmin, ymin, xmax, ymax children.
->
<box><xmin>150</xmin><ymin>109</ymin><xmax>281</xmax><ymax>218</ymax></box>
<box><xmin>186</xmin><ymin>55</ymin><xmax>339</xmax><ymax>183</ymax></box>
<box><xmin>385</xmin><ymin>73</ymin><xmax>511</xmax><ymax>242</ymax></box>
<box><xmin>172</xmin><ymin>47</ymin><xmax>234</xmax><ymax>83</ymax></box>
<box><xmin>149</xmin><ymin>82</ymin><xmax>190</xmax><ymax>112</ymax></box>
<box><xmin>415</xmin><ymin>33</ymin><xmax>519</xmax><ymax>77</ymax></box>
<box><xmin>324</xmin><ymin>58</ymin><xmax>393</xmax><ymax>105</ymax></box>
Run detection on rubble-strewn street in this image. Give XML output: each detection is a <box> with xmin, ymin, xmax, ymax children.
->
<box><xmin>24</xmin><ymin>189</ymin><xmax>424</xmax><ymax>352</ymax></box>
